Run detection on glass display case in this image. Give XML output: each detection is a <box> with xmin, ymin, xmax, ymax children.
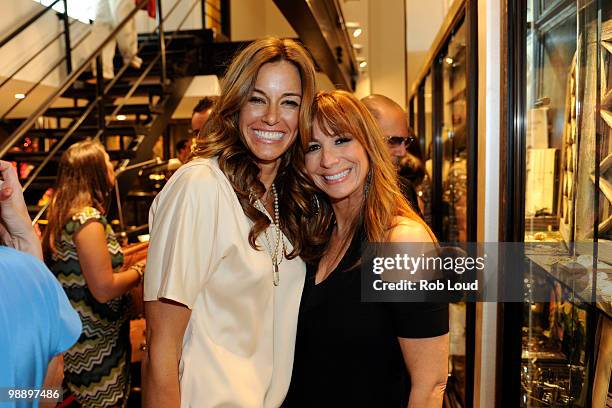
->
<box><xmin>441</xmin><ymin>21</ymin><xmax>468</xmax><ymax>243</ymax></box>
<box><xmin>424</xmin><ymin>72</ymin><xmax>434</xmax><ymax>172</ymax></box>
<box><xmin>407</xmin><ymin>0</ymin><xmax>478</xmax><ymax>405</ymax></box>
<box><xmin>502</xmin><ymin>0</ymin><xmax>612</xmax><ymax>406</ymax></box>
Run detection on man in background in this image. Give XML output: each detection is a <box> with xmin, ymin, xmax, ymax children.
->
<box><xmin>361</xmin><ymin>94</ymin><xmax>422</xmax><ymax>216</ymax></box>
<box><xmin>173</xmin><ymin>96</ymin><xmax>218</xmax><ymax>166</ymax></box>
<box><xmin>174</xmin><ymin>139</ymin><xmax>192</xmax><ymax>165</ymax></box>
<box><xmin>191</xmin><ymin>96</ymin><xmax>218</xmax><ymax>138</ymax></box>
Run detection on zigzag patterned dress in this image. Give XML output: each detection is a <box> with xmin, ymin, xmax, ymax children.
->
<box><xmin>49</xmin><ymin>207</ymin><xmax>131</xmax><ymax>407</ymax></box>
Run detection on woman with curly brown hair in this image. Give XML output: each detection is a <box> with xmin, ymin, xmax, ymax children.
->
<box><xmin>142</xmin><ymin>37</ymin><xmax>316</xmax><ymax>407</ymax></box>
<box><xmin>285</xmin><ymin>90</ymin><xmax>449</xmax><ymax>407</ymax></box>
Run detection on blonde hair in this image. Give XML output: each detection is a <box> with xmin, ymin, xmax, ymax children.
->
<box><xmin>300</xmin><ymin>90</ymin><xmax>435</xmax><ymax>261</ymax></box>
<box><xmin>192</xmin><ymin>37</ymin><xmax>317</xmax><ymax>257</ymax></box>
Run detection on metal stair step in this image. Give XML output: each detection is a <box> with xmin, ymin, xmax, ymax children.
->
<box><xmin>43</xmin><ymin>103</ymin><xmax>152</xmax><ymax>118</ymax></box>
<box><xmin>26</xmin><ymin>125</ymin><xmax>137</xmax><ymax>139</ymax></box>
<box><xmin>64</xmin><ymin>81</ymin><xmax>163</xmax><ymax>100</ymax></box>
<box><xmin>4</xmin><ymin>149</ymin><xmax>137</xmax><ymax>162</ymax></box>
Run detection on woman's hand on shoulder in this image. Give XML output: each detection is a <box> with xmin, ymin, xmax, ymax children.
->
<box><xmin>387</xmin><ymin>216</ymin><xmax>433</xmax><ymax>244</ymax></box>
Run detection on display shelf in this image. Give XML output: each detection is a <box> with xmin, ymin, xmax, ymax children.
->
<box><xmin>525</xmin><ymin>247</ymin><xmax>612</xmax><ymax>319</ymax></box>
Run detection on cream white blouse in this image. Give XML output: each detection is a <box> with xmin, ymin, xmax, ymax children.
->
<box><xmin>144</xmin><ymin>157</ymin><xmax>306</xmax><ymax>408</ymax></box>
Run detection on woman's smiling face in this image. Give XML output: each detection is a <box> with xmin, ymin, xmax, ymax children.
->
<box><xmin>239</xmin><ymin>60</ymin><xmax>303</xmax><ymax>165</ymax></box>
<box><xmin>304</xmin><ymin>120</ymin><xmax>369</xmax><ymax>203</ymax></box>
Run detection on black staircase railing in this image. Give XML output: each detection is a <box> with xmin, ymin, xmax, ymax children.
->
<box><xmin>60</xmin><ymin>0</ymin><xmax>73</xmax><ymax>74</ymax></box>
<box><xmin>0</xmin><ymin>2</ymin><xmax>91</xmax><ymax>121</ymax></box>
<box><xmin>0</xmin><ymin>25</ymin><xmax>91</xmax><ymax>121</ymax></box>
<box><xmin>0</xmin><ymin>18</ymin><xmax>79</xmax><ymax>92</ymax></box>
<box><xmin>0</xmin><ymin>0</ymin><xmax>221</xmax><ymax>230</ymax></box>
<box><xmin>0</xmin><ymin>0</ymin><xmax>207</xmax><ymax>177</ymax></box>
<box><xmin>0</xmin><ymin>0</ymin><xmax>149</xmax><ymax>158</ymax></box>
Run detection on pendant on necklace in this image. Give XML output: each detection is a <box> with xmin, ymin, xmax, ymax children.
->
<box><xmin>273</xmin><ymin>264</ymin><xmax>279</xmax><ymax>286</ymax></box>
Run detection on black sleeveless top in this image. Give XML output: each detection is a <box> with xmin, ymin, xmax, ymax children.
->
<box><xmin>284</xmin><ymin>224</ymin><xmax>449</xmax><ymax>407</ymax></box>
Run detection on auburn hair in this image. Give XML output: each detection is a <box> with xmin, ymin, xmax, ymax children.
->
<box><xmin>299</xmin><ymin>90</ymin><xmax>435</xmax><ymax>262</ymax></box>
<box><xmin>192</xmin><ymin>37</ymin><xmax>316</xmax><ymax>258</ymax></box>
<box><xmin>43</xmin><ymin>140</ymin><xmax>114</xmax><ymax>257</ymax></box>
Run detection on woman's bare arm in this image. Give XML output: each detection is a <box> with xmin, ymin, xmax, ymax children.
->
<box><xmin>74</xmin><ymin>222</ymin><xmax>141</xmax><ymax>303</ymax></box>
<box><xmin>142</xmin><ymin>299</ymin><xmax>191</xmax><ymax>408</ymax></box>
<box><xmin>388</xmin><ymin>217</ymin><xmax>449</xmax><ymax>407</ymax></box>
<box><xmin>399</xmin><ymin>334</ymin><xmax>449</xmax><ymax>408</ymax></box>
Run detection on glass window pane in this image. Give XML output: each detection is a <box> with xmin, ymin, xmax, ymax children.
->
<box><xmin>519</xmin><ymin>1</ymin><xmax>612</xmax><ymax>405</ymax></box>
<box><xmin>599</xmin><ymin>5</ymin><xmax>612</xmax><ymax>243</ymax></box>
<box><xmin>441</xmin><ymin>21</ymin><xmax>467</xmax><ymax>243</ymax></box>
<box><xmin>438</xmin><ymin>20</ymin><xmax>469</xmax><ymax>407</ymax></box>
<box><xmin>417</xmin><ymin>75</ymin><xmax>434</xmax><ymax>227</ymax></box>
<box><xmin>524</xmin><ymin>8</ymin><xmax>576</xmax><ymax>239</ymax></box>
<box><xmin>424</xmin><ymin>73</ymin><xmax>433</xmax><ymax>167</ymax></box>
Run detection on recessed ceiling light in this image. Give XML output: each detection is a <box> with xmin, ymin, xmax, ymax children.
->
<box><xmin>116</xmin><ymin>114</ymin><xmax>127</xmax><ymax>121</ymax></box>
<box><xmin>353</xmin><ymin>28</ymin><xmax>362</xmax><ymax>38</ymax></box>
<box><xmin>14</xmin><ymin>93</ymin><xmax>25</xmax><ymax>99</ymax></box>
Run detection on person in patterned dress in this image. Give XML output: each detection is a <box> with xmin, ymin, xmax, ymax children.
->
<box><xmin>42</xmin><ymin>140</ymin><xmax>145</xmax><ymax>407</ymax></box>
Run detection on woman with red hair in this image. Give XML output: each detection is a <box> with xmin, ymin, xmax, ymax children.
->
<box><xmin>285</xmin><ymin>90</ymin><xmax>449</xmax><ymax>407</ymax></box>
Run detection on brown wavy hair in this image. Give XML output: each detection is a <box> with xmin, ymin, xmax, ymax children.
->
<box><xmin>299</xmin><ymin>90</ymin><xmax>435</xmax><ymax>262</ymax></box>
<box><xmin>191</xmin><ymin>37</ymin><xmax>316</xmax><ymax>258</ymax></box>
<box><xmin>43</xmin><ymin>140</ymin><xmax>113</xmax><ymax>257</ymax></box>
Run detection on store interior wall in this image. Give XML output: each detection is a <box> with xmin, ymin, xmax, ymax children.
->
<box><xmin>230</xmin><ymin>0</ymin><xmax>296</xmax><ymax>41</ymax></box>
<box><xmin>405</xmin><ymin>0</ymin><xmax>453</xmax><ymax>93</ymax></box>
<box><xmin>340</xmin><ymin>0</ymin><xmax>407</xmax><ymax>107</ymax></box>
<box><xmin>405</xmin><ymin>0</ymin><xmax>443</xmax><ymax>91</ymax></box>
<box><xmin>405</xmin><ymin>0</ymin><xmax>455</xmax><ymax>133</ymax></box>
<box><xmin>229</xmin><ymin>0</ymin><xmax>334</xmax><ymax>90</ymax></box>
<box><xmin>339</xmin><ymin>0</ymin><xmax>370</xmax><ymax>99</ymax></box>
<box><xmin>367</xmin><ymin>0</ymin><xmax>406</xmax><ymax>107</ymax></box>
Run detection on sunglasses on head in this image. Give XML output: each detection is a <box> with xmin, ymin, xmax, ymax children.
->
<box><xmin>385</xmin><ymin>135</ymin><xmax>416</xmax><ymax>147</ymax></box>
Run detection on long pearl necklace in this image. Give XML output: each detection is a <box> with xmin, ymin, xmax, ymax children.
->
<box><xmin>256</xmin><ymin>183</ymin><xmax>283</xmax><ymax>286</ymax></box>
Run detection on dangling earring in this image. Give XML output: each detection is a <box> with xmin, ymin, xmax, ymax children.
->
<box><xmin>311</xmin><ymin>193</ymin><xmax>320</xmax><ymax>216</ymax></box>
<box><xmin>364</xmin><ymin>169</ymin><xmax>373</xmax><ymax>198</ymax></box>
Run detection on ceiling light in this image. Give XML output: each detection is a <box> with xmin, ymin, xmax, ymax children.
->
<box><xmin>116</xmin><ymin>114</ymin><xmax>127</xmax><ymax>121</ymax></box>
<box><xmin>14</xmin><ymin>93</ymin><xmax>25</xmax><ymax>99</ymax></box>
<box><xmin>445</xmin><ymin>57</ymin><xmax>454</xmax><ymax>65</ymax></box>
<box><xmin>353</xmin><ymin>28</ymin><xmax>362</xmax><ymax>38</ymax></box>
<box><xmin>359</xmin><ymin>60</ymin><xmax>368</xmax><ymax>68</ymax></box>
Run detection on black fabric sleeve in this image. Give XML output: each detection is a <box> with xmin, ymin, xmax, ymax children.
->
<box><xmin>385</xmin><ymin>301</ymin><xmax>449</xmax><ymax>338</ymax></box>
